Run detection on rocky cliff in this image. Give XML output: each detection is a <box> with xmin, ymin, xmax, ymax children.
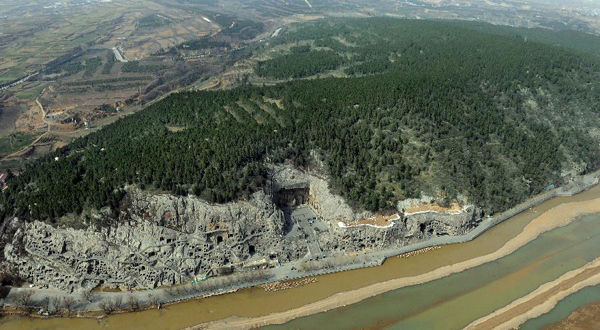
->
<box><xmin>2</xmin><ymin>167</ymin><xmax>479</xmax><ymax>292</ymax></box>
<box><xmin>3</xmin><ymin>190</ymin><xmax>302</xmax><ymax>292</ymax></box>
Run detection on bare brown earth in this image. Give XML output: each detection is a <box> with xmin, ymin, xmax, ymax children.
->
<box><xmin>189</xmin><ymin>197</ymin><xmax>600</xmax><ymax>330</ymax></box>
<box><xmin>543</xmin><ymin>300</ymin><xmax>600</xmax><ymax>330</ymax></box>
<box><xmin>405</xmin><ymin>202</ymin><xmax>462</xmax><ymax>214</ymax></box>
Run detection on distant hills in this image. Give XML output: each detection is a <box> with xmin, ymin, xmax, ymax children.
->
<box><xmin>2</xmin><ymin>18</ymin><xmax>599</xmax><ymax>224</ymax></box>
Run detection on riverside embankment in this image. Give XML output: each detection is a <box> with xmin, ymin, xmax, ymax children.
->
<box><xmin>201</xmin><ymin>195</ymin><xmax>600</xmax><ymax>330</ymax></box>
<box><xmin>1</xmin><ymin>173</ymin><xmax>599</xmax><ymax>330</ymax></box>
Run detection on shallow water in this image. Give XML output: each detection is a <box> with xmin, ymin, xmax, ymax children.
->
<box><xmin>2</xmin><ymin>185</ymin><xmax>600</xmax><ymax>330</ymax></box>
<box><xmin>520</xmin><ymin>283</ymin><xmax>600</xmax><ymax>330</ymax></box>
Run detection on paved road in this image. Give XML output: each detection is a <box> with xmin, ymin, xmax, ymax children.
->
<box><xmin>289</xmin><ymin>207</ymin><xmax>323</xmax><ymax>259</ymax></box>
<box><xmin>111</xmin><ymin>47</ymin><xmax>128</xmax><ymax>63</ymax></box>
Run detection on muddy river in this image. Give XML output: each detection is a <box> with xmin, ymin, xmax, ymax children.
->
<box><xmin>266</xmin><ymin>212</ymin><xmax>600</xmax><ymax>329</ymax></box>
<box><xmin>2</xmin><ymin>184</ymin><xmax>600</xmax><ymax>330</ymax></box>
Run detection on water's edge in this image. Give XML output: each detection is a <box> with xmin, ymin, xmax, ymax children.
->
<box><xmin>1</xmin><ymin>171</ymin><xmax>599</xmax><ymax>330</ymax></box>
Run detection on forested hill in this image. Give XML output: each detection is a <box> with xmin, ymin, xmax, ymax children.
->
<box><xmin>448</xmin><ymin>21</ymin><xmax>600</xmax><ymax>58</ymax></box>
<box><xmin>2</xmin><ymin>18</ymin><xmax>600</xmax><ymax>225</ymax></box>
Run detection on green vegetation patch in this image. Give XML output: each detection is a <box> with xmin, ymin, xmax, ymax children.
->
<box><xmin>0</xmin><ymin>132</ymin><xmax>42</xmax><ymax>156</ymax></box>
<box><xmin>345</xmin><ymin>56</ymin><xmax>391</xmax><ymax>75</ymax></box>
<box><xmin>102</xmin><ymin>50</ymin><xmax>116</xmax><ymax>75</ymax></box>
<box><xmin>256</xmin><ymin>50</ymin><xmax>346</xmax><ymax>79</ymax></box>
<box><xmin>290</xmin><ymin>44</ymin><xmax>311</xmax><ymax>53</ymax></box>
<box><xmin>0</xmin><ymin>70</ymin><xmax>23</xmax><ymax>84</ymax></box>
<box><xmin>138</xmin><ymin>14</ymin><xmax>172</xmax><ymax>29</ymax></box>
<box><xmin>2</xmin><ymin>18</ymin><xmax>600</xmax><ymax>225</ymax></box>
<box><xmin>64</xmin><ymin>76</ymin><xmax>152</xmax><ymax>86</ymax></box>
<box><xmin>313</xmin><ymin>37</ymin><xmax>349</xmax><ymax>52</ymax></box>
<box><xmin>63</xmin><ymin>82</ymin><xmax>147</xmax><ymax>93</ymax></box>
<box><xmin>45</xmin><ymin>60</ymin><xmax>85</xmax><ymax>77</ymax></box>
<box><xmin>94</xmin><ymin>104</ymin><xmax>119</xmax><ymax>113</ymax></box>
<box><xmin>14</xmin><ymin>84</ymin><xmax>47</xmax><ymax>100</ymax></box>
<box><xmin>122</xmin><ymin>61</ymin><xmax>166</xmax><ymax>73</ymax></box>
<box><xmin>83</xmin><ymin>57</ymin><xmax>102</xmax><ymax>78</ymax></box>
<box><xmin>450</xmin><ymin>21</ymin><xmax>600</xmax><ymax>58</ymax></box>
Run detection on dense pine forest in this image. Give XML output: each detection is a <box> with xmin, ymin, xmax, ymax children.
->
<box><xmin>2</xmin><ymin>18</ymin><xmax>600</xmax><ymax>224</ymax></box>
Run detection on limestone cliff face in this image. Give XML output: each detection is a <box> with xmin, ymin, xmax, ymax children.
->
<box><xmin>403</xmin><ymin>208</ymin><xmax>478</xmax><ymax>238</ymax></box>
<box><xmin>2</xmin><ymin>167</ymin><xmax>479</xmax><ymax>292</ymax></box>
<box><xmin>321</xmin><ymin>207</ymin><xmax>479</xmax><ymax>253</ymax></box>
<box><xmin>271</xmin><ymin>165</ymin><xmax>365</xmax><ymax>222</ymax></box>
<box><xmin>3</xmin><ymin>190</ymin><xmax>301</xmax><ymax>292</ymax></box>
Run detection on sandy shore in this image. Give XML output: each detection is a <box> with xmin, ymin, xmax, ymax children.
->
<box><xmin>189</xmin><ymin>197</ymin><xmax>600</xmax><ymax>330</ymax></box>
<box><xmin>465</xmin><ymin>258</ymin><xmax>600</xmax><ymax>330</ymax></box>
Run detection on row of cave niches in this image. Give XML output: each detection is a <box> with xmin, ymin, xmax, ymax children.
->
<box><xmin>204</xmin><ymin>231</ymin><xmax>257</xmax><ymax>254</ymax></box>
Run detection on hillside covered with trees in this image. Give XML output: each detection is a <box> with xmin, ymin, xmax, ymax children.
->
<box><xmin>1</xmin><ymin>18</ymin><xmax>599</xmax><ymax>225</ymax></box>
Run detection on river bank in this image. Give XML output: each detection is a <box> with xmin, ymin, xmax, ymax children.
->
<box><xmin>262</xmin><ymin>211</ymin><xmax>600</xmax><ymax>330</ymax></box>
<box><xmin>1</xmin><ymin>171</ymin><xmax>599</xmax><ymax>329</ymax></box>
<box><xmin>190</xmin><ymin>195</ymin><xmax>600</xmax><ymax>330</ymax></box>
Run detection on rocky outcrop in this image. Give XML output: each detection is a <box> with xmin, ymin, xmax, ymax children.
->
<box><xmin>321</xmin><ymin>206</ymin><xmax>479</xmax><ymax>253</ymax></box>
<box><xmin>2</xmin><ymin>166</ymin><xmax>480</xmax><ymax>292</ymax></box>
<box><xmin>3</xmin><ymin>191</ymin><xmax>303</xmax><ymax>292</ymax></box>
<box><xmin>271</xmin><ymin>165</ymin><xmax>369</xmax><ymax>221</ymax></box>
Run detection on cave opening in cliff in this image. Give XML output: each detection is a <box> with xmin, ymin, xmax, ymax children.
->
<box><xmin>275</xmin><ymin>186</ymin><xmax>310</xmax><ymax>209</ymax></box>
